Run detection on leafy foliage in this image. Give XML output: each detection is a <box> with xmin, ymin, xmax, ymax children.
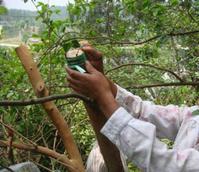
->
<box><xmin>0</xmin><ymin>0</ymin><xmax>198</xmax><ymax>171</ymax></box>
<box><xmin>0</xmin><ymin>6</ymin><xmax>7</xmax><ymax>15</ymax></box>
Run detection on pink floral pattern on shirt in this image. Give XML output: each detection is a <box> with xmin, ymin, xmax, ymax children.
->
<box><xmin>101</xmin><ymin>85</ymin><xmax>199</xmax><ymax>172</ymax></box>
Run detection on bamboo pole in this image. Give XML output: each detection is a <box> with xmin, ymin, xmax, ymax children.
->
<box><xmin>15</xmin><ymin>45</ymin><xmax>85</xmax><ymax>172</ymax></box>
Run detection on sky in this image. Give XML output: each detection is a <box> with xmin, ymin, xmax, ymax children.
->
<box><xmin>4</xmin><ymin>0</ymin><xmax>73</xmax><ymax>11</ymax></box>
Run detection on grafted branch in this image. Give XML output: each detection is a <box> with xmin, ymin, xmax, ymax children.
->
<box><xmin>15</xmin><ymin>45</ymin><xmax>84</xmax><ymax>172</ymax></box>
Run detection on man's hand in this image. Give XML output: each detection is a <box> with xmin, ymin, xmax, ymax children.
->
<box><xmin>66</xmin><ymin>61</ymin><xmax>119</xmax><ymax>117</ymax></box>
<box><xmin>80</xmin><ymin>44</ymin><xmax>104</xmax><ymax>73</ymax></box>
<box><xmin>81</xmin><ymin>44</ymin><xmax>117</xmax><ymax>97</ymax></box>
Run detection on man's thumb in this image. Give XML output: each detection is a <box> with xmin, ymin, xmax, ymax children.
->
<box><xmin>85</xmin><ymin>61</ymin><xmax>96</xmax><ymax>73</ymax></box>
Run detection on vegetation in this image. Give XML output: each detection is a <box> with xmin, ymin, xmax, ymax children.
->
<box><xmin>0</xmin><ymin>0</ymin><xmax>198</xmax><ymax>171</ymax></box>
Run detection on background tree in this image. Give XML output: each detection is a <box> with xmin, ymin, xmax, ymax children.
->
<box><xmin>0</xmin><ymin>0</ymin><xmax>198</xmax><ymax>171</ymax></box>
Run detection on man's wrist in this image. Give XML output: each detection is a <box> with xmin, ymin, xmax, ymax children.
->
<box><xmin>108</xmin><ymin>80</ymin><xmax>117</xmax><ymax>98</ymax></box>
<box><xmin>97</xmin><ymin>93</ymin><xmax>119</xmax><ymax>118</ymax></box>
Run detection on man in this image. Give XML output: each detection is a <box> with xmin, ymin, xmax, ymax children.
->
<box><xmin>66</xmin><ymin>45</ymin><xmax>199</xmax><ymax>172</ymax></box>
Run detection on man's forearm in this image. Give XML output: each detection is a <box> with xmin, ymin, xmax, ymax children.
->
<box><xmin>97</xmin><ymin>92</ymin><xmax>119</xmax><ymax>119</ymax></box>
<box><xmin>108</xmin><ymin>79</ymin><xmax>117</xmax><ymax>98</ymax></box>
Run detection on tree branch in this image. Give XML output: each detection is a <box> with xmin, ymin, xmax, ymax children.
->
<box><xmin>105</xmin><ymin>63</ymin><xmax>184</xmax><ymax>82</ymax></box>
<box><xmin>168</xmin><ymin>30</ymin><xmax>199</xmax><ymax>36</ymax></box>
<box><xmin>127</xmin><ymin>82</ymin><xmax>199</xmax><ymax>89</ymax></box>
<box><xmin>0</xmin><ymin>120</ymin><xmax>75</xmax><ymax>169</ymax></box>
<box><xmin>0</xmin><ymin>120</ymin><xmax>37</xmax><ymax>146</ymax></box>
<box><xmin>40</xmin><ymin>29</ymin><xmax>199</xmax><ymax>58</ymax></box>
<box><xmin>15</xmin><ymin>45</ymin><xmax>85</xmax><ymax>172</ymax></box>
<box><xmin>0</xmin><ymin>93</ymin><xmax>93</xmax><ymax>106</ymax></box>
<box><xmin>1</xmin><ymin>82</ymin><xmax>198</xmax><ymax>106</ymax></box>
<box><xmin>0</xmin><ymin>140</ymin><xmax>76</xmax><ymax>170</ymax></box>
<box><xmin>0</xmin><ymin>164</ymin><xmax>14</xmax><ymax>172</ymax></box>
<box><xmin>98</xmin><ymin>30</ymin><xmax>199</xmax><ymax>45</ymax></box>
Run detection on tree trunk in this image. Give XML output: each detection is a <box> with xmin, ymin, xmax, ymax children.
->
<box><xmin>85</xmin><ymin>103</ymin><xmax>125</xmax><ymax>172</ymax></box>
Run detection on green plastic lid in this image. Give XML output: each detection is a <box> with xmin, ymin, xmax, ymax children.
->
<box><xmin>66</xmin><ymin>49</ymin><xmax>87</xmax><ymax>73</ymax></box>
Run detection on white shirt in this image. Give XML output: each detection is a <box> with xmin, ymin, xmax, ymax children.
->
<box><xmin>101</xmin><ymin>85</ymin><xmax>199</xmax><ymax>172</ymax></box>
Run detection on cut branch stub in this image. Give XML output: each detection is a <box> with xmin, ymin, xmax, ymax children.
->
<box><xmin>36</xmin><ymin>81</ymin><xmax>46</xmax><ymax>96</ymax></box>
<box><xmin>15</xmin><ymin>45</ymin><xmax>85</xmax><ymax>172</ymax></box>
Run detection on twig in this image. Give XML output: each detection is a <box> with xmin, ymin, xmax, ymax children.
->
<box><xmin>39</xmin><ymin>29</ymin><xmax>199</xmax><ymax>60</ymax></box>
<box><xmin>0</xmin><ymin>93</ymin><xmax>93</xmax><ymax>106</ymax></box>
<box><xmin>187</xmin><ymin>10</ymin><xmax>199</xmax><ymax>24</ymax></box>
<box><xmin>127</xmin><ymin>82</ymin><xmax>199</xmax><ymax>89</ymax></box>
<box><xmin>0</xmin><ymin>140</ymin><xmax>76</xmax><ymax>170</ymax></box>
<box><xmin>167</xmin><ymin>30</ymin><xmax>199</xmax><ymax>36</ymax></box>
<box><xmin>105</xmin><ymin>62</ymin><xmax>184</xmax><ymax>82</ymax></box>
<box><xmin>0</xmin><ymin>164</ymin><xmax>14</xmax><ymax>172</ymax></box>
<box><xmin>98</xmin><ymin>30</ymin><xmax>199</xmax><ymax>45</ymax></box>
<box><xmin>30</xmin><ymin>160</ymin><xmax>53</xmax><ymax>172</ymax></box>
<box><xmin>31</xmin><ymin>160</ymin><xmax>53</xmax><ymax>172</ymax></box>
<box><xmin>0</xmin><ymin>121</ymin><xmax>37</xmax><ymax>147</ymax></box>
<box><xmin>70</xmin><ymin>31</ymin><xmax>199</xmax><ymax>46</ymax></box>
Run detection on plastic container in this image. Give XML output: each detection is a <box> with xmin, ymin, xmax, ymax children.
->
<box><xmin>65</xmin><ymin>48</ymin><xmax>87</xmax><ymax>73</ymax></box>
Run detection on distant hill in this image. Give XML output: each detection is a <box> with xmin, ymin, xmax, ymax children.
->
<box><xmin>51</xmin><ymin>6</ymin><xmax>68</xmax><ymax>20</ymax></box>
<box><xmin>0</xmin><ymin>6</ymin><xmax>68</xmax><ymax>22</ymax></box>
<box><xmin>0</xmin><ymin>6</ymin><xmax>68</xmax><ymax>39</ymax></box>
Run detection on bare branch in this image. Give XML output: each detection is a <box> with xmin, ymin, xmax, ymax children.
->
<box><xmin>168</xmin><ymin>30</ymin><xmax>199</xmax><ymax>36</ymax></box>
<box><xmin>40</xmin><ymin>29</ymin><xmax>199</xmax><ymax>58</ymax></box>
<box><xmin>0</xmin><ymin>140</ymin><xmax>76</xmax><ymax>170</ymax></box>
<box><xmin>0</xmin><ymin>164</ymin><xmax>14</xmax><ymax>172</ymax></box>
<box><xmin>127</xmin><ymin>82</ymin><xmax>199</xmax><ymax>89</ymax></box>
<box><xmin>0</xmin><ymin>93</ymin><xmax>93</xmax><ymax>107</ymax></box>
<box><xmin>1</xmin><ymin>82</ymin><xmax>198</xmax><ymax>106</ymax></box>
<box><xmin>105</xmin><ymin>63</ymin><xmax>184</xmax><ymax>82</ymax></box>
<box><xmin>98</xmin><ymin>30</ymin><xmax>199</xmax><ymax>45</ymax></box>
<box><xmin>0</xmin><ymin>120</ymin><xmax>37</xmax><ymax>146</ymax></box>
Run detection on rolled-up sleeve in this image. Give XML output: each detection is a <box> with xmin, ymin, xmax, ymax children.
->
<box><xmin>115</xmin><ymin>85</ymin><xmax>196</xmax><ymax>140</ymax></box>
<box><xmin>101</xmin><ymin>107</ymin><xmax>199</xmax><ymax>172</ymax></box>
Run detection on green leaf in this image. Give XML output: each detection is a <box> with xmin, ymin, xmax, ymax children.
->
<box><xmin>171</xmin><ymin>0</ymin><xmax>179</xmax><ymax>6</ymax></box>
<box><xmin>0</xmin><ymin>6</ymin><xmax>7</xmax><ymax>15</ymax></box>
<box><xmin>72</xmin><ymin>40</ymin><xmax>80</xmax><ymax>48</ymax></box>
<box><xmin>61</xmin><ymin>40</ymin><xmax>80</xmax><ymax>52</ymax></box>
<box><xmin>55</xmin><ymin>9</ymin><xmax>61</xmax><ymax>14</ymax></box>
<box><xmin>62</xmin><ymin>41</ymin><xmax>72</xmax><ymax>52</ymax></box>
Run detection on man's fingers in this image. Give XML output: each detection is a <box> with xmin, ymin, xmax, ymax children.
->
<box><xmin>67</xmin><ymin>76</ymin><xmax>82</xmax><ymax>86</ymax></box>
<box><xmin>69</xmin><ymin>83</ymin><xmax>88</xmax><ymax>96</ymax></box>
<box><xmin>85</xmin><ymin>61</ymin><xmax>97</xmax><ymax>73</ymax></box>
<box><xmin>67</xmin><ymin>75</ymin><xmax>88</xmax><ymax>93</ymax></box>
<box><xmin>68</xmin><ymin>83</ymin><xmax>81</xmax><ymax>92</ymax></box>
<box><xmin>66</xmin><ymin>67</ymin><xmax>85</xmax><ymax>81</ymax></box>
<box><xmin>81</xmin><ymin>46</ymin><xmax>102</xmax><ymax>60</ymax></box>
